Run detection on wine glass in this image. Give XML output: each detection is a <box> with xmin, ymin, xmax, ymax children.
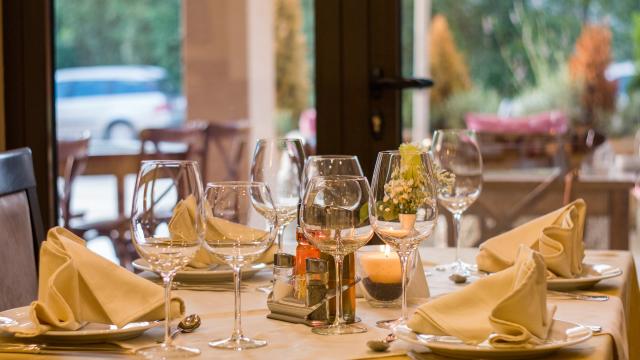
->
<box><xmin>204</xmin><ymin>181</ymin><xmax>277</xmax><ymax>350</ymax></box>
<box><xmin>300</xmin><ymin>175</ymin><xmax>374</xmax><ymax>335</ymax></box>
<box><xmin>431</xmin><ymin>129</ymin><xmax>483</xmax><ymax>274</ymax></box>
<box><xmin>250</xmin><ymin>138</ymin><xmax>305</xmax><ymax>254</ymax></box>
<box><xmin>370</xmin><ymin>149</ymin><xmax>439</xmax><ymax>329</ymax></box>
<box><xmin>130</xmin><ymin>160</ymin><xmax>204</xmax><ymax>358</ymax></box>
<box><xmin>303</xmin><ymin>155</ymin><xmax>364</xmax><ymax>186</ymax></box>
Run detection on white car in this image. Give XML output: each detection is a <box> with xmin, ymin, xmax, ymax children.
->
<box><xmin>55</xmin><ymin>65</ymin><xmax>174</xmax><ymax>139</ymax></box>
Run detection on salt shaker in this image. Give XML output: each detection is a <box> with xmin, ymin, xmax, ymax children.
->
<box><xmin>273</xmin><ymin>253</ymin><xmax>295</xmax><ymax>301</ymax></box>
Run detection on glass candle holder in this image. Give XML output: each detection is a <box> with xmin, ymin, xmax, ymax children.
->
<box><xmin>356</xmin><ymin>245</ymin><xmax>415</xmax><ymax>308</ymax></box>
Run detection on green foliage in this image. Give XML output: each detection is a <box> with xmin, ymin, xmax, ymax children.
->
<box><xmin>432</xmin><ymin>0</ymin><xmax>640</xmax><ymax>99</ymax></box>
<box><xmin>430</xmin><ymin>87</ymin><xmax>501</xmax><ymax>129</ymax></box>
<box><xmin>614</xmin><ymin>91</ymin><xmax>640</xmax><ymax>136</ymax></box>
<box><xmin>55</xmin><ymin>0</ymin><xmax>182</xmax><ymax>93</ymax></box>
<box><xmin>631</xmin><ymin>13</ymin><xmax>640</xmax><ymax>93</ymax></box>
<box><xmin>275</xmin><ymin>0</ymin><xmax>310</xmax><ymax>130</ymax></box>
<box><xmin>510</xmin><ymin>67</ymin><xmax>582</xmax><ymax>119</ymax></box>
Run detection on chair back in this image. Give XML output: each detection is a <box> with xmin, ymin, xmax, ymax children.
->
<box><xmin>139</xmin><ymin>123</ymin><xmax>208</xmax><ymax>172</ymax></box>
<box><xmin>57</xmin><ymin>136</ymin><xmax>90</xmax><ymax>227</ymax></box>
<box><xmin>0</xmin><ymin>148</ymin><xmax>44</xmax><ymax>310</ymax></box>
<box><xmin>204</xmin><ymin>120</ymin><xmax>250</xmax><ymax>181</ymax></box>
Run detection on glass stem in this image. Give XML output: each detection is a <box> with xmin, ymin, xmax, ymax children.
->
<box><xmin>333</xmin><ymin>254</ymin><xmax>344</xmax><ymax>327</ymax></box>
<box><xmin>276</xmin><ymin>225</ymin><xmax>285</xmax><ymax>253</ymax></box>
<box><xmin>232</xmin><ymin>266</ymin><xmax>243</xmax><ymax>340</ymax></box>
<box><xmin>454</xmin><ymin>212</ymin><xmax>462</xmax><ymax>265</ymax></box>
<box><xmin>399</xmin><ymin>252</ymin><xmax>410</xmax><ymax>322</ymax></box>
<box><xmin>162</xmin><ymin>274</ymin><xmax>173</xmax><ymax>347</ymax></box>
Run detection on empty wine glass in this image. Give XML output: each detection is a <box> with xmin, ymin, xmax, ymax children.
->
<box><xmin>303</xmin><ymin>155</ymin><xmax>364</xmax><ymax>186</ymax></box>
<box><xmin>251</xmin><ymin>138</ymin><xmax>305</xmax><ymax>254</ymax></box>
<box><xmin>204</xmin><ymin>182</ymin><xmax>277</xmax><ymax>350</ymax></box>
<box><xmin>370</xmin><ymin>149</ymin><xmax>439</xmax><ymax>329</ymax></box>
<box><xmin>130</xmin><ymin>160</ymin><xmax>204</xmax><ymax>358</ymax></box>
<box><xmin>300</xmin><ymin>175</ymin><xmax>374</xmax><ymax>335</ymax></box>
<box><xmin>431</xmin><ymin>129</ymin><xmax>483</xmax><ymax>274</ymax></box>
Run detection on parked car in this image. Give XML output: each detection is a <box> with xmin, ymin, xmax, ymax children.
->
<box><xmin>55</xmin><ymin>65</ymin><xmax>175</xmax><ymax>139</ymax></box>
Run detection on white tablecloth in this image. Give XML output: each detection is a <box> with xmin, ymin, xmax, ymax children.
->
<box><xmin>1</xmin><ymin>248</ymin><xmax>637</xmax><ymax>360</ymax></box>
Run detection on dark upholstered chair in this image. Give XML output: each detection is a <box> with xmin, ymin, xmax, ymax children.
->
<box><xmin>0</xmin><ymin>148</ymin><xmax>44</xmax><ymax>311</ymax></box>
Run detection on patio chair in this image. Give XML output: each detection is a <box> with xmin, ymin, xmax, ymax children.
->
<box><xmin>57</xmin><ymin>135</ymin><xmax>90</xmax><ymax>228</ymax></box>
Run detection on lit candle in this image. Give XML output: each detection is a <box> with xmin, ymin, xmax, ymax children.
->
<box><xmin>359</xmin><ymin>245</ymin><xmax>402</xmax><ymax>284</ymax></box>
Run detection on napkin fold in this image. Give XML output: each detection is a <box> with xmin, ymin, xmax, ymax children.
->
<box><xmin>169</xmin><ymin>197</ymin><xmax>275</xmax><ymax>268</ymax></box>
<box><xmin>408</xmin><ymin>246</ymin><xmax>555</xmax><ymax>347</ymax></box>
<box><xmin>476</xmin><ymin>199</ymin><xmax>586</xmax><ymax>278</ymax></box>
<box><xmin>4</xmin><ymin>227</ymin><xmax>184</xmax><ymax>337</ymax></box>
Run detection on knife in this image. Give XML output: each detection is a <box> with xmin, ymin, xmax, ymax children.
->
<box><xmin>0</xmin><ymin>343</ymin><xmax>135</xmax><ymax>355</ymax></box>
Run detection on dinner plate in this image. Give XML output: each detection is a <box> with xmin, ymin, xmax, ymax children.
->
<box><xmin>394</xmin><ymin>319</ymin><xmax>592</xmax><ymax>359</ymax></box>
<box><xmin>547</xmin><ymin>263</ymin><xmax>622</xmax><ymax>291</ymax></box>
<box><xmin>0</xmin><ymin>306</ymin><xmax>158</xmax><ymax>343</ymax></box>
<box><xmin>132</xmin><ymin>258</ymin><xmax>267</xmax><ymax>282</ymax></box>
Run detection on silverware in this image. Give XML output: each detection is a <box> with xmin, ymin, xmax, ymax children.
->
<box><xmin>366</xmin><ymin>333</ymin><xmax>396</xmax><ymax>352</ymax></box>
<box><xmin>156</xmin><ymin>313</ymin><xmax>202</xmax><ymax>343</ymax></box>
<box><xmin>548</xmin><ymin>291</ymin><xmax>609</xmax><ymax>301</ymax></box>
<box><xmin>0</xmin><ymin>343</ymin><xmax>134</xmax><ymax>355</ymax></box>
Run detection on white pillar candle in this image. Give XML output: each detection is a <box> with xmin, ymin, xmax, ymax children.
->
<box><xmin>359</xmin><ymin>245</ymin><xmax>402</xmax><ymax>284</ymax></box>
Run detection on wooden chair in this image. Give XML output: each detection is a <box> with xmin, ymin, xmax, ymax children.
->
<box><xmin>57</xmin><ymin>136</ymin><xmax>90</xmax><ymax>227</ymax></box>
<box><xmin>0</xmin><ymin>148</ymin><xmax>45</xmax><ymax>311</ymax></box>
<box><xmin>203</xmin><ymin>120</ymin><xmax>250</xmax><ymax>181</ymax></box>
<box><xmin>139</xmin><ymin>122</ymin><xmax>208</xmax><ymax>171</ymax></box>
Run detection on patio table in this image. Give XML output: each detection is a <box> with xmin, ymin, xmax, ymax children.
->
<box><xmin>466</xmin><ymin>168</ymin><xmax>636</xmax><ymax>250</ymax></box>
<box><xmin>1</xmin><ymin>247</ymin><xmax>637</xmax><ymax>360</ymax></box>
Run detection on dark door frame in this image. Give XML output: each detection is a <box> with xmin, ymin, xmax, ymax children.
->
<box><xmin>315</xmin><ymin>0</ymin><xmax>403</xmax><ymax>178</ymax></box>
<box><xmin>2</xmin><ymin>0</ymin><xmax>58</xmax><ymax>230</ymax></box>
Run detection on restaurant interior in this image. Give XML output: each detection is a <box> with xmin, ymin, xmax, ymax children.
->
<box><xmin>0</xmin><ymin>0</ymin><xmax>639</xmax><ymax>359</ymax></box>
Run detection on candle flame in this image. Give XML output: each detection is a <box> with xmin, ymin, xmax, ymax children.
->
<box><xmin>384</xmin><ymin>244</ymin><xmax>391</xmax><ymax>257</ymax></box>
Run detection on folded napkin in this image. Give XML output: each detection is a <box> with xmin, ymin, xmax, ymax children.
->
<box><xmin>169</xmin><ymin>197</ymin><xmax>275</xmax><ymax>268</ymax></box>
<box><xmin>408</xmin><ymin>246</ymin><xmax>556</xmax><ymax>347</ymax></box>
<box><xmin>476</xmin><ymin>199</ymin><xmax>586</xmax><ymax>278</ymax></box>
<box><xmin>4</xmin><ymin>227</ymin><xmax>184</xmax><ymax>337</ymax></box>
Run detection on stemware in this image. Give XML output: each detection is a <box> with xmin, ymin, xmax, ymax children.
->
<box><xmin>203</xmin><ymin>181</ymin><xmax>277</xmax><ymax>350</ymax></box>
<box><xmin>250</xmin><ymin>138</ymin><xmax>305</xmax><ymax>254</ymax></box>
<box><xmin>303</xmin><ymin>155</ymin><xmax>364</xmax><ymax>186</ymax></box>
<box><xmin>431</xmin><ymin>129</ymin><xmax>483</xmax><ymax>274</ymax></box>
<box><xmin>300</xmin><ymin>175</ymin><xmax>374</xmax><ymax>335</ymax></box>
<box><xmin>370</xmin><ymin>150</ymin><xmax>439</xmax><ymax>329</ymax></box>
<box><xmin>130</xmin><ymin>160</ymin><xmax>204</xmax><ymax>358</ymax></box>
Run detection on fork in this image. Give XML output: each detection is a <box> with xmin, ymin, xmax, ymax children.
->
<box><xmin>547</xmin><ymin>290</ymin><xmax>609</xmax><ymax>301</ymax></box>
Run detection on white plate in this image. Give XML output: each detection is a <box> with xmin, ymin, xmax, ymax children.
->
<box><xmin>394</xmin><ymin>319</ymin><xmax>592</xmax><ymax>359</ymax></box>
<box><xmin>132</xmin><ymin>259</ymin><xmax>267</xmax><ymax>282</ymax></box>
<box><xmin>0</xmin><ymin>306</ymin><xmax>158</xmax><ymax>343</ymax></box>
<box><xmin>547</xmin><ymin>263</ymin><xmax>622</xmax><ymax>291</ymax></box>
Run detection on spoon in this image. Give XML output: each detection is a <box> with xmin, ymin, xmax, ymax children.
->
<box><xmin>366</xmin><ymin>333</ymin><xmax>396</xmax><ymax>352</ymax></box>
<box><xmin>154</xmin><ymin>314</ymin><xmax>201</xmax><ymax>343</ymax></box>
<box><xmin>449</xmin><ymin>273</ymin><xmax>468</xmax><ymax>284</ymax></box>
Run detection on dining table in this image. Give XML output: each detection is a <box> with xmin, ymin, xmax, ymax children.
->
<box><xmin>0</xmin><ymin>247</ymin><xmax>637</xmax><ymax>360</ymax></box>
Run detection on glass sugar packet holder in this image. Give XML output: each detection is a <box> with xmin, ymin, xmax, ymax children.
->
<box><xmin>266</xmin><ymin>277</ymin><xmax>361</xmax><ymax>327</ymax></box>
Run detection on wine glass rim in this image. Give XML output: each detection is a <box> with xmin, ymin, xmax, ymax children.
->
<box><xmin>308</xmin><ymin>175</ymin><xmax>367</xmax><ymax>181</ymax></box>
<box><xmin>206</xmin><ymin>180</ymin><xmax>268</xmax><ymax>188</ymax></box>
<box><xmin>140</xmin><ymin>159</ymin><xmax>199</xmax><ymax>166</ymax></box>
<box><xmin>256</xmin><ymin>137</ymin><xmax>304</xmax><ymax>144</ymax></box>
<box><xmin>308</xmin><ymin>154</ymin><xmax>358</xmax><ymax>160</ymax></box>
<box><xmin>433</xmin><ymin>128</ymin><xmax>476</xmax><ymax>135</ymax></box>
<box><xmin>378</xmin><ymin>149</ymin><xmax>426</xmax><ymax>155</ymax></box>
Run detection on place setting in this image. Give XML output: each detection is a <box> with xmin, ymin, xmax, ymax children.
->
<box><xmin>0</xmin><ymin>135</ymin><xmax>632</xmax><ymax>360</ymax></box>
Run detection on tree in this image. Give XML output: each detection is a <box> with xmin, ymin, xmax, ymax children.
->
<box><xmin>275</xmin><ymin>0</ymin><xmax>310</xmax><ymax>125</ymax></box>
<box><xmin>569</xmin><ymin>24</ymin><xmax>617</xmax><ymax>127</ymax></box>
<box><xmin>55</xmin><ymin>0</ymin><xmax>182</xmax><ymax>92</ymax></box>
<box><xmin>429</xmin><ymin>15</ymin><xmax>471</xmax><ymax>106</ymax></box>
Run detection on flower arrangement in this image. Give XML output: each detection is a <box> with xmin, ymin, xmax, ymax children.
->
<box><xmin>379</xmin><ymin>143</ymin><xmax>454</xmax><ymax>220</ymax></box>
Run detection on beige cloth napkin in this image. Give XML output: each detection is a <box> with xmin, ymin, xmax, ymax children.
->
<box><xmin>169</xmin><ymin>197</ymin><xmax>275</xmax><ymax>268</ymax></box>
<box><xmin>4</xmin><ymin>227</ymin><xmax>184</xmax><ymax>337</ymax></box>
<box><xmin>476</xmin><ymin>199</ymin><xmax>586</xmax><ymax>278</ymax></box>
<box><xmin>408</xmin><ymin>246</ymin><xmax>556</xmax><ymax>347</ymax></box>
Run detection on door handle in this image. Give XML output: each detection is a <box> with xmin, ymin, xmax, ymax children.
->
<box><xmin>370</xmin><ymin>67</ymin><xmax>433</xmax><ymax>96</ymax></box>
